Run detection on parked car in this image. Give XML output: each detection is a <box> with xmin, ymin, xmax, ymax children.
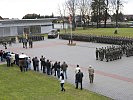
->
<box><xmin>48</xmin><ymin>29</ymin><xmax>58</xmax><ymax>39</ymax></box>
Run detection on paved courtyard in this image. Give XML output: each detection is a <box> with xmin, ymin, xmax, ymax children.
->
<box><xmin>1</xmin><ymin>38</ymin><xmax>133</xmax><ymax>100</ymax></box>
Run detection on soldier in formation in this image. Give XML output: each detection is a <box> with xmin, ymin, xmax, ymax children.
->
<box><xmin>121</xmin><ymin>43</ymin><xmax>133</xmax><ymax>57</ymax></box>
<box><xmin>60</xmin><ymin>34</ymin><xmax>133</xmax><ymax>45</ymax></box>
<box><xmin>96</xmin><ymin>46</ymin><xmax>123</xmax><ymax>62</ymax></box>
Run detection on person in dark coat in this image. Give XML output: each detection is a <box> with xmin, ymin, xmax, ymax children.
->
<box><xmin>57</xmin><ymin>62</ymin><xmax>61</xmax><ymax>78</ymax></box>
<box><xmin>40</xmin><ymin>56</ymin><xmax>45</xmax><ymax>71</ymax></box>
<box><xmin>61</xmin><ymin>62</ymin><xmax>68</xmax><ymax>79</ymax></box>
<box><xmin>19</xmin><ymin>59</ymin><xmax>24</xmax><ymax>72</ymax></box>
<box><xmin>75</xmin><ymin>69</ymin><xmax>84</xmax><ymax>90</ymax></box>
<box><xmin>46</xmin><ymin>60</ymin><xmax>51</xmax><ymax>75</ymax></box>
<box><xmin>42</xmin><ymin>58</ymin><xmax>46</xmax><ymax>73</ymax></box>
<box><xmin>34</xmin><ymin>57</ymin><xmax>39</xmax><ymax>71</ymax></box>
<box><xmin>6</xmin><ymin>55</ymin><xmax>11</xmax><ymax>67</ymax></box>
<box><xmin>53</xmin><ymin>61</ymin><xmax>57</xmax><ymax>76</ymax></box>
<box><xmin>23</xmin><ymin>58</ymin><xmax>28</xmax><ymax>72</ymax></box>
<box><xmin>32</xmin><ymin>57</ymin><xmax>36</xmax><ymax>71</ymax></box>
<box><xmin>15</xmin><ymin>53</ymin><xmax>19</xmax><ymax>66</ymax></box>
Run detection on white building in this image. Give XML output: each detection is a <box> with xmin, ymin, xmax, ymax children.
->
<box><xmin>0</xmin><ymin>18</ymin><xmax>55</xmax><ymax>37</ymax></box>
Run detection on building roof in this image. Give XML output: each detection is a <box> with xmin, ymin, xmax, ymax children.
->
<box><xmin>0</xmin><ymin>18</ymin><xmax>57</xmax><ymax>27</ymax></box>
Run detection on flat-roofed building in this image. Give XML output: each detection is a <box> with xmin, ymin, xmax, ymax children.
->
<box><xmin>0</xmin><ymin>18</ymin><xmax>55</xmax><ymax>37</ymax></box>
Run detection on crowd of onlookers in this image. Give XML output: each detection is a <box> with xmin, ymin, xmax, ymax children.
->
<box><xmin>0</xmin><ymin>49</ymin><xmax>94</xmax><ymax>91</ymax></box>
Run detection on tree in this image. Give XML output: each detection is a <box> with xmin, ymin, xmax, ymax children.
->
<box><xmin>22</xmin><ymin>14</ymin><xmax>44</xmax><ymax>19</ymax></box>
<box><xmin>77</xmin><ymin>0</ymin><xmax>91</xmax><ymax>29</ymax></box>
<box><xmin>112</xmin><ymin>12</ymin><xmax>124</xmax><ymax>22</ymax></box>
<box><xmin>104</xmin><ymin>0</ymin><xmax>109</xmax><ymax>28</ymax></box>
<box><xmin>58</xmin><ymin>3</ymin><xmax>67</xmax><ymax>29</ymax></box>
<box><xmin>66</xmin><ymin>0</ymin><xmax>78</xmax><ymax>31</ymax></box>
<box><xmin>91</xmin><ymin>0</ymin><xmax>106</xmax><ymax>28</ymax></box>
<box><xmin>111</xmin><ymin>0</ymin><xmax>124</xmax><ymax>28</ymax></box>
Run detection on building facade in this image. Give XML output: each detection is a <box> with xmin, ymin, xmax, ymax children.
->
<box><xmin>0</xmin><ymin>18</ymin><xmax>55</xmax><ymax>37</ymax></box>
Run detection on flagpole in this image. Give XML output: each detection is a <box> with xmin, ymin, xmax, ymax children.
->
<box><xmin>70</xmin><ymin>22</ymin><xmax>72</xmax><ymax>44</ymax></box>
<box><xmin>68</xmin><ymin>14</ymin><xmax>75</xmax><ymax>46</ymax></box>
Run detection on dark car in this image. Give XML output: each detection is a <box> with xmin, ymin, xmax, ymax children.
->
<box><xmin>48</xmin><ymin>29</ymin><xmax>58</xmax><ymax>39</ymax></box>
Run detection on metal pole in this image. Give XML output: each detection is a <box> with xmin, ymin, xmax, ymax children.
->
<box><xmin>70</xmin><ymin>23</ymin><xmax>72</xmax><ymax>40</ymax></box>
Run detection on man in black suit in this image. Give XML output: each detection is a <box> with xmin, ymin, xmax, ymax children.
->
<box><xmin>75</xmin><ymin>69</ymin><xmax>84</xmax><ymax>90</ymax></box>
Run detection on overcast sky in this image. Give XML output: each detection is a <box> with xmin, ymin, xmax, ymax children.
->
<box><xmin>0</xmin><ymin>0</ymin><xmax>132</xmax><ymax>19</ymax></box>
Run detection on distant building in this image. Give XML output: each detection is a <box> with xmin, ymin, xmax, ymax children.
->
<box><xmin>0</xmin><ymin>18</ymin><xmax>55</xmax><ymax>37</ymax></box>
<box><xmin>124</xmin><ymin>15</ymin><xmax>133</xmax><ymax>21</ymax></box>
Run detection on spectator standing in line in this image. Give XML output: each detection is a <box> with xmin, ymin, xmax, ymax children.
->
<box><xmin>61</xmin><ymin>62</ymin><xmax>68</xmax><ymax>79</ymax></box>
<box><xmin>27</xmin><ymin>57</ymin><xmax>31</xmax><ymax>70</ymax></box>
<box><xmin>23</xmin><ymin>58</ymin><xmax>28</xmax><ymax>72</ymax></box>
<box><xmin>88</xmin><ymin>65</ymin><xmax>94</xmax><ymax>83</ymax></box>
<box><xmin>75</xmin><ymin>69</ymin><xmax>83</xmax><ymax>90</ymax></box>
<box><xmin>34</xmin><ymin>57</ymin><xmax>39</xmax><ymax>71</ymax></box>
<box><xmin>46</xmin><ymin>60</ymin><xmax>51</xmax><ymax>75</ymax></box>
<box><xmin>50</xmin><ymin>62</ymin><xmax>54</xmax><ymax>75</ymax></box>
<box><xmin>42</xmin><ymin>59</ymin><xmax>46</xmax><ymax>73</ymax></box>
<box><xmin>19</xmin><ymin>58</ymin><xmax>24</xmax><ymax>72</ymax></box>
<box><xmin>0</xmin><ymin>50</ymin><xmax>3</xmax><ymax>62</ymax></box>
<box><xmin>15</xmin><ymin>53</ymin><xmax>19</xmax><ymax>66</ymax></box>
<box><xmin>53</xmin><ymin>61</ymin><xmax>57</xmax><ymax>76</ymax></box>
<box><xmin>6</xmin><ymin>55</ymin><xmax>11</xmax><ymax>67</ymax></box>
<box><xmin>32</xmin><ymin>57</ymin><xmax>36</xmax><ymax>71</ymax></box>
<box><xmin>60</xmin><ymin>70</ymin><xmax>65</xmax><ymax>92</ymax></box>
<box><xmin>57</xmin><ymin>62</ymin><xmax>61</xmax><ymax>78</ymax></box>
<box><xmin>40</xmin><ymin>56</ymin><xmax>44</xmax><ymax>71</ymax></box>
<box><xmin>3</xmin><ymin>51</ymin><xmax>6</xmax><ymax>62</ymax></box>
<box><xmin>10</xmin><ymin>53</ymin><xmax>15</xmax><ymax>66</ymax></box>
<box><xmin>75</xmin><ymin>64</ymin><xmax>80</xmax><ymax>74</ymax></box>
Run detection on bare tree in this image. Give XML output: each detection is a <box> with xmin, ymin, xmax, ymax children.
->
<box><xmin>66</xmin><ymin>0</ymin><xmax>78</xmax><ymax>31</ymax></box>
<box><xmin>111</xmin><ymin>0</ymin><xmax>124</xmax><ymax>28</ymax></box>
<box><xmin>58</xmin><ymin>3</ymin><xmax>66</xmax><ymax>29</ymax></box>
<box><xmin>77</xmin><ymin>0</ymin><xmax>92</xmax><ymax>29</ymax></box>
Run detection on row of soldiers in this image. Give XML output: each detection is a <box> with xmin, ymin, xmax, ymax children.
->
<box><xmin>121</xmin><ymin>43</ymin><xmax>133</xmax><ymax>57</ymax></box>
<box><xmin>22</xmin><ymin>39</ymin><xmax>33</xmax><ymax>48</ymax></box>
<box><xmin>59</xmin><ymin>34</ymin><xmax>133</xmax><ymax>45</ymax></box>
<box><xmin>19</xmin><ymin>35</ymin><xmax>44</xmax><ymax>43</ymax></box>
<box><xmin>96</xmin><ymin>43</ymin><xmax>133</xmax><ymax>62</ymax></box>
<box><xmin>96</xmin><ymin>46</ymin><xmax>123</xmax><ymax>62</ymax></box>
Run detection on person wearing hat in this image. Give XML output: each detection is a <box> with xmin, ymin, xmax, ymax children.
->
<box><xmin>88</xmin><ymin>65</ymin><xmax>94</xmax><ymax>83</ymax></box>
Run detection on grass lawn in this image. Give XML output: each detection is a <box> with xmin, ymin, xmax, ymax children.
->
<box><xmin>61</xmin><ymin>28</ymin><xmax>133</xmax><ymax>38</ymax></box>
<box><xmin>0</xmin><ymin>64</ymin><xmax>110</xmax><ymax>100</ymax></box>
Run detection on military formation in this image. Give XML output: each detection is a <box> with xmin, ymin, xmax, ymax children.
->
<box><xmin>121</xmin><ymin>43</ymin><xmax>133</xmax><ymax>57</ymax></box>
<box><xmin>59</xmin><ymin>34</ymin><xmax>133</xmax><ymax>62</ymax></box>
<box><xmin>96</xmin><ymin>46</ymin><xmax>123</xmax><ymax>62</ymax></box>
<box><xmin>59</xmin><ymin>34</ymin><xmax>133</xmax><ymax>45</ymax></box>
<box><xmin>19</xmin><ymin>35</ymin><xmax>44</xmax><ymax>43</ymax></box>
<box><xmin>96</xmin><ymin>43</ymin><xmax>133</xmax><ymax>62</ymax></box>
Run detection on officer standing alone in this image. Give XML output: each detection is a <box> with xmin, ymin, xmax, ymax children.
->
<box><xmin>88</xmin><ymin>65</ymin><xmax>94</xmax><ymax>83</ymax></box>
